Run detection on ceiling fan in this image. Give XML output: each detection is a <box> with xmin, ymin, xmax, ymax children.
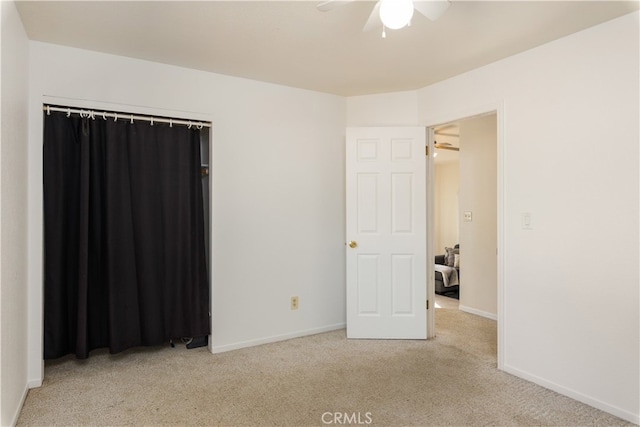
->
<box><xmin>434</xmin><ymin>142</ymin><xmax>459</xmax><ymax>151</ymax></box>
<box><xmin>317</xmin><ymin>0</ymin><xmax>451</xmax><ymax>33</ymax></box>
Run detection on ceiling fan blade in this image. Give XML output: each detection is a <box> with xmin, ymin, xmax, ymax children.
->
<box><xmin>362</xmin><ymin>1</ymin><xmax>382</xmax><ymax>32</ymax></box>
<box><xmin>434</xmin><ymin>144</ymin><xmax>459</xmax><ymax>151</ymax></box>
<box><xmin>413</xmin><ymin>0</ymin><xmax>451</xmax><ymax>21</ymax></box>
<box><xmin>317</xmin><ymin>0</ymin><xmax>356</xmax><ymax>12</ymax></box>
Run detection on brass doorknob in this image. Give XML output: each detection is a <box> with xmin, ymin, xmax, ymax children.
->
<box><xmin>348</xmin><ymin>241</ymin><xmax>358</xmax><ymax>248</ymax></box>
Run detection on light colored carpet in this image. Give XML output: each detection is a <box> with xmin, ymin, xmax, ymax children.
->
<box><xmin>17</xmin><ymin>295</ymin><xmax>632</xmax><ymax>426</ymax></box>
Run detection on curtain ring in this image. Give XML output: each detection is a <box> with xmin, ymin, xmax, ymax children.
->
<box><xmin>90</xmin><ymin>111</ymin><xmax>95</xmax><ymax>120</ymax></box>
<box><xmin>103</xmin><ymin>112</ymin><xmax>107</xmax><ymax>121</ymax></box>
<box><xmin>79</xmin><ymin>110</ymin><xmax>86</xmax><ymax>118</ymax></box>
<box><xmin>67</xmin><ymin>108</ymin><xmax>71</xmax><ymax>118</ymax></box>
<box><xmin>46</xmin><ymin>105</ymin><xmax>51</xmax><ymax>116</ymax></box>
<box><xmin>188</xmin><ymin>121</ymin><xmax>192</xmax><ymax>129</ymax></box>
<box><xmin>130</xmin><ymin>114</ymin><xmax>134</xmax><ymax>124</ymax></box>
<box><xmin>114</xmin><ymin>112</ymin><xmax>117</xmax><ymax>122</ymax></box>
<box><xmin>196</xmin><ymin>122</ymin><xmax>203</xmax><ymax>130</ymax></box>
<box><xmin>169</xmin><ymin>118</ymin><xmax>172</xmax><ymax>128</ymax></box>
<box><xmin>150</xmin><ymin>117</ymin><xmax>154</xmax><ymax>126</ymax></box>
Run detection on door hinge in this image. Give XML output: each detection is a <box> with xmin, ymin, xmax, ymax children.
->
<box><xmin>425</xmin><ymin>146</ymin><xmax>429</xmax><ymax>156</ymax></box>
<box><xmin>426</xmin><ymin>299</ymin><xmax>429</xmax><ymax>310</ymax></box>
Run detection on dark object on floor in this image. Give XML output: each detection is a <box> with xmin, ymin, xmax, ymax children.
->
<box><xmin>186</xmin><ymin>335</ymin><xmax>208</xmax><ymax>349</ymax></box>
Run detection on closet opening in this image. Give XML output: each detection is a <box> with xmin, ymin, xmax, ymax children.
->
<box><xmin>42</xmin><ymin>104</ymin><xmax>212</xmax><ymax>359</ymax></box>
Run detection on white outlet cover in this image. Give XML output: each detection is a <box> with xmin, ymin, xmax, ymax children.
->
<box><xmin>464</xmin><ymin>211</ymin><xmax>472</xmax><ymax>222</ymax></box>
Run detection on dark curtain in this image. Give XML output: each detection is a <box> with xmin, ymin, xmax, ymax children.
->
<box><xmin>43</xmin><ymin>111</ymin><xmax>210</xmax><ymax>359</ymax></box>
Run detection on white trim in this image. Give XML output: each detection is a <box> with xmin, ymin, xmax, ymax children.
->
<box><xmin>206</xmin><ymin>126</ymin><xmax>215</xmax><ymax>355</ymax></box>
<box><xmin>27</xmin><ymin>379</ymin><xmax>42</xmax><ymax>388</ymax></box>
<box><xmin>425</xmin><ymin>102</ymin><xmax>501</xmax><ymax>131</ymax></box>
<box><xmin>425</xmin><ymin>100</ymin><xmax>505</xmax><ymax>370</ymax></box>
<box><xmin>211</xmin><ymin>324</ymin><xmax>346</xmax><ymax>354</ymax></box>
<box><xmin>502</xmin><ymin>364</ymin><xmax>640</xmax><ymax>425</ymax></box>
<box><xmin>459</xmin><ymin>304</ymin><xmax>497</xmax><ymax>321</ymax></box>
<box><xmin>495</xmin><ymin>103</ymin><xmax>506</xmax><ymax>371</ymax></box>
<box><xmin>426</xmin><ymin>128</ymin><xmax>436</xmax><ymax>339</ymax></box>
<box><xmin>9</xmin><ymin>385</ymin><xmax>29</xmax><ymax>427</ymax></box>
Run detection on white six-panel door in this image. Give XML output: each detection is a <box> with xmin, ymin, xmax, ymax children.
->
<box><xmin>346</xmin><ymin>127</ymin><xmax>427</xmax><ymax>339</ymax></box>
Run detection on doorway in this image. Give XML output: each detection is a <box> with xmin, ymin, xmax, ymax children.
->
<box><xmin>428</xmin><ymin>110</ymin><xmax>502</xmax><ymax>367</ymax></box>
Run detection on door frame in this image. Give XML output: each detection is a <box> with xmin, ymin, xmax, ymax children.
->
<box><xmin>426</xmin><ymin>128</ymin><xmax>436</xmax><ymax>339</ymax></box>
<box><xmin>425</xmin><ymin>101</ymin><xmax>505</xmax><ymax>370</ymax></box>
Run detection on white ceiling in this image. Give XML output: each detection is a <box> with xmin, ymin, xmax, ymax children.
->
<box><xmin>15</xmin><ymin>1</ymin><xmax>639</xmax><ymax>96</ymax></box>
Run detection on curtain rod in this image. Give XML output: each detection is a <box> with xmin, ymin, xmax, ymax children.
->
<box><xmin>43</xmin><ymin>105</ymin><xmax>211</xmax><ymax>129</ymax></box>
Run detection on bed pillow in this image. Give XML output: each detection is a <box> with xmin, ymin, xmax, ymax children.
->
<box><xmin>454</xmin><ymin>253</ymin><xmax>460</xmax><ymax>268</ymax></box>
<box><xmin>444</xmin><ymin>246</ymin><xmax>459</xmax><ymax>267</ymax></box>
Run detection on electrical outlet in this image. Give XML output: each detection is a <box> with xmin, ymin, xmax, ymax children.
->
<box><xmin>291</xmin><ymin>296</ymin><xmax>299</xmax><ymax>310</ymax></box>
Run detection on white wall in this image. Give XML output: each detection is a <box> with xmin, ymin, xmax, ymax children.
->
<box><xmin>347</xmin><ymin>91</ymin><xmax>419</xmax><ymax>126</ymax></box>
<box><xmin>458</xmin><ymin>114</ymin><xmax>497</xmax><ymax>318</ymax></box>
<box><xmin>27</xmin><ymin>43</ymin><xmax>347</xmax><ymax>382</ymax></box>
<box><xmin>418</xmin><ymin>12</ymin><xmax>639</xmax><ymax>423</ymax></box>
<box><xmin>348</xmin><ymin>12</ymin><xmax>640</xmax><ymax>424</ymax></box>
<box><xmin>434</xmin><ymin>160</ymin><xmax>459</xmax><ymax>253</ymax></box>
<box><xmin>0</xmin><ymin>1</ymin><xmax>30</xmax><ymax>425</ymax></box>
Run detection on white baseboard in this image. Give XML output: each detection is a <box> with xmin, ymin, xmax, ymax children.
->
<box><xmin>502</xmin><ymin>364</ymin><xmax>639</xmax><ymax>425</ymax></box>
<box><xmin>27</xmin><ymin>378</ymin><xmax>42</xmax><ymax>389</ymax></box>
<box><xmin>459</xmin><ymin>304</ymin><xmax>497</xmax><ymax>320</ymax></box>
<box><xmin>9</xmin><ymin>384</ymin><xmax>29</xmax><ymax>427</ymax></box>
<box><xmin>8</xmin><ymin>378</ymin><xmax>43</xmax><ymax>426</ymax></box>
<box><xmin>210</xmin><ymin>323</ymin><xmax>346</xmax><ymax>354</ymax></box>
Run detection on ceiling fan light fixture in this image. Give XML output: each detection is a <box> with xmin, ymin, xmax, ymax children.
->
<box><xmin>379</xmin><ymin>0</ymin><xmax>414</xmax><ymax>30</ymax></box>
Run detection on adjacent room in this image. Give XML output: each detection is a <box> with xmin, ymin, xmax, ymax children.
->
<box><xmin>1</xmin><ymin>1</ymin><xmax>638</xmax><ymax>425</ymax></box>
